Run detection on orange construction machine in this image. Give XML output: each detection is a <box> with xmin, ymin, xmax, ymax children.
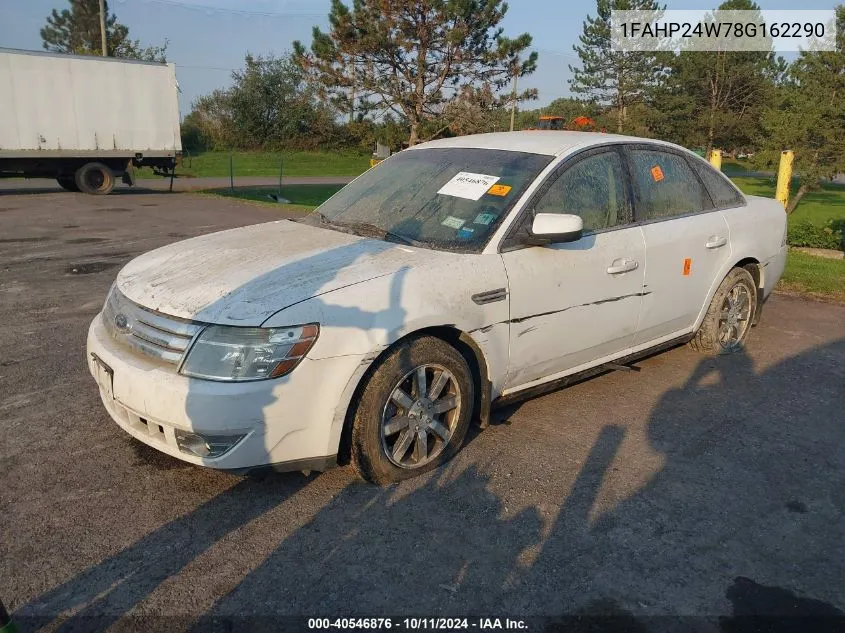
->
<box><xmin>532</xmin><ymin>115</ymin><xmax>597</xmax><ymax>131</ymax></box>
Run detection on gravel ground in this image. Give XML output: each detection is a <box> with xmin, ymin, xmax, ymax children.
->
<box><xmin>1</xmin><ymin>189</ymin><xmax>843</xmax><ymax>631</ymax></box>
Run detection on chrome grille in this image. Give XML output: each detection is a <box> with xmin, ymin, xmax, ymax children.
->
<box><xmin>102</xmin><ymin>286</ymin><xmax>205</xmax><ymax>365</ymax></box>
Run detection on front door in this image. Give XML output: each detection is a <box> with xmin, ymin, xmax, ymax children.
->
<box><xmin>500</xmin><ymin>147</ymin><xmax>646</xmax><ymax>392</ymax></box>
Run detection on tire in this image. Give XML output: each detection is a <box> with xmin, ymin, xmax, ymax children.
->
<box><xmin>690</xmin><ymin>267</ymin><xmax>758</xmax><ymax>356</ymax></box>
<box><xmin>351</xmin><ymin>336</ymin><xmax>475</xmax><ymax>484</ymax></box>
<box><xmin>56</xmin><ymin>176</ymin><xmax>79</xmax><ymax>192</ymax></box>
<box><xmin>74</xmin><ymin>162</ymin><xmax>115</xmax><ymax>195</ymax></box>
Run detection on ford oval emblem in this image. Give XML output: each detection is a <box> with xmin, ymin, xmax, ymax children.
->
<box><xmin>114</xmin><ymin>313</ymin><xmax>131</xmax><ymax>333</ymax></box>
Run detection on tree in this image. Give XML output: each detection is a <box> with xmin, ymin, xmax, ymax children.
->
<box><xmin>658</xmin><ymin>0</ymin><xmax>784</xmax><ymax>153</ymax></box>
<box><xmin>439</xmin><ymin>84</ymin><xmax>501</xmax><ymax>137</ymax></box>
<box><xmin>294</xmin><ymin>0</ymin><xmax>538</xmax><ymax>145</ymax></box>
<box><xmin>184</xmin><ymin>90</ymin><xmax>236</xmax><ymax>151</ymax></box>
<box><xmin>229</xmin><ymin>54</ymin><xmax>338</xmax><ymax>150</ymax></box>
<box><xmin>541</xmin><ymin>97</ymin><xmax>600</xmax><ymax>122</ymax></box>
<box><xmin>183</xmin><ymin>53</ymin><xmax>342</xmax><ymax>152</ymax></box>
<box><xmin>642</xmin><ymin>66</ymin><xmax>700</xmax><ymax>146</ymax></box>
<box><xmin>570</xmin><ymin>0</ymin><xmax>666</xmax><ymax>133</ymax></box>
<box><xmin>758</xmin><ymin>5</ymin><xmax>845</xmax><ymax>213</ymax></box>
<box><xmin>41</xmin><ymin>0</ymin><xmax>167</xmax><ymax>62</ymax></box>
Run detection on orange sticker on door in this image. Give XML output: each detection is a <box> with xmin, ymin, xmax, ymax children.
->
<box><xmin>487</xmin><ymin>184</ymin><xmax>512</xmax><ymax>196</ymax></box>
<box><xmin>650</xmin><ymin>165</ymin><xmax>664</xmax><ymax>182</ymax></box>
<box><xmin>683</xmin><ymin>258</ymin><xmax>692</xmax><ymax>276</ymax></box>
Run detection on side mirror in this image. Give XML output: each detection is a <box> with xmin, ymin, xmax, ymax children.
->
<box><xmin>524</xmin><ymin>213</ymin><xmax>584</xmax><ymax>245</ymax></box>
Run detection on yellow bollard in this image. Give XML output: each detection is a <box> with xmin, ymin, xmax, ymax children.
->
<box><xmin>775</xmin><ymin>150</ymin><xmax>794</xmax><ymax>210</ymax></box>
<box><xmin>709</xmin><ymin>149</ymin><xmax>722</xmax><ymax>170</ymax></box>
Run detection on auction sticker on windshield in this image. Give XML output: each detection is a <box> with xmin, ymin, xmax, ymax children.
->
<box><xmin>438</xmin><ymin>172</ymin><xmax>501</xmax><ymax>201</ymax></box>
<box><xmin>441</xmin><ymin>216</ymin><xmax>466</xmax><ymax>229</ymax></box>
<box><xmin>487</xmin><ymin>184</ymin><xmax>512</xmax><ymax>196</ymax></box>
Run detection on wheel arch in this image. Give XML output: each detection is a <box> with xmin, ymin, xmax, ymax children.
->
<box><xmin>695</xmin><ymin>255</ymin><xmax>763</xmax><ymax>331</ymax></box>
<box><xmin>334</xmin><ymin>325</ymin><xmax>492</xmax><ymax>466</ymax></box>
<box><xmin>733</xmin><ymin>256</ymin><xmax>764</xmax><ymax>325</ymax></box>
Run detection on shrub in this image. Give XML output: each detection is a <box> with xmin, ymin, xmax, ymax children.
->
<box><xmin>788</xmin><ymin>220</ymin><xmax>845</xmax><ymax>251</ymax></box>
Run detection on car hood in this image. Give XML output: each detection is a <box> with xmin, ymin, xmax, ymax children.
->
<box><xmin>116</xmin><ymin>220</ymin><xmax>433</xmax><ymax>326</ymax></box>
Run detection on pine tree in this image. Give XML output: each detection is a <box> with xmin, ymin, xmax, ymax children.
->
<box><xmin>570</xmin><ymin>0</ymin><xmax>665</xmax><ymax>133</ymax></box>
<box><xmin>294</xmin><ymin>0</ymin><xmax>538</xmax><ymax>145</ymax></box>
<box><xmin>669</xmin><ymin>0</ymin><xmax>783</xmax><ymax>153</ymax></box>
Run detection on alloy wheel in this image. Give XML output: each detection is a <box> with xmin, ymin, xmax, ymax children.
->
<box><xmin>718</xmin><ymin>282</ymin><xmax>752</xmax><ymax>350</ymax></box>
<box><xmin>380</xmin><ymin>364</ymin><xmax>461</xmax><ymax>469</ymax></box>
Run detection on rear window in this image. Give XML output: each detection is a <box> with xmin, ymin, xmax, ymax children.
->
<box><xmin>630</xmin><ymin>149</ymin><xmax>712</xmax><ymax>221</ymax></box>
<box><xmin>692</xmin><ymin>160</ymin><xmax>746</xmax><ymax>208</ymax></box>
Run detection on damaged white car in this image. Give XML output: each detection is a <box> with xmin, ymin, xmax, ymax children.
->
<box><xmin>87</xmin><ymin>131</ymin><xmax>787</xmax><ymax>483</ymax></box>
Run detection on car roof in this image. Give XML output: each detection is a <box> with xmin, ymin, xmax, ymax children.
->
<box><xmin>410</xmin><ymin>131</ymin><xmax>682</xmax><ymax>157</ymax></box>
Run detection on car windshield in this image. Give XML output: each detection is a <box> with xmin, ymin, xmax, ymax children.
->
<box><xmin>301</xmin><ymin>148</ymin><xmax>553</xmax><ymax>252</ymax></box>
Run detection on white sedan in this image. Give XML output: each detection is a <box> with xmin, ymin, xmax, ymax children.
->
<box><xmin>87</xmin><ymin>131</ymin><xmax>787</xmax><ymax>483</ymax></box>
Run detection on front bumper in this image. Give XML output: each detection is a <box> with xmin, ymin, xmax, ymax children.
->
<box><xmin>87</xmin><ymin>313</ymin><xmax>367</xmax><ymax>470</ymax></box>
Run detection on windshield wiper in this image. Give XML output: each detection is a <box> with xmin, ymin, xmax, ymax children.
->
<box><xmin>330</xmin><ymin>220</ymin><xmax>418</xmax><ymax>247</ymax></box>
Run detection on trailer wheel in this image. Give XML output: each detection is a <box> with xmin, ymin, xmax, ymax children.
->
<box><xmin>75</xmin><ymin>162</ymin><xmax>115</xmax><ymax>195</ymax></box>
<box><xmin>56</xmin><ymin>176</ymin><xmax>80</xmax><ymax>192</ymax></box>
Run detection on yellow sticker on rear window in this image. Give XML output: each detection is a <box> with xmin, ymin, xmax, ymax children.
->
<box><xmin>487</xmin><ymin>184</ymin><xmax>512</xmax><ymax>196</ymax></box>
<box><xmin>650</xmin><ymin>166</ymin><xmax>664</xmax><ymax>182</ymax></box>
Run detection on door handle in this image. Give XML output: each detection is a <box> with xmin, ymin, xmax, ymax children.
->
<box><xmin>607</xmin><ymin>258</ymin><xmax>639</xmax><ymax>274</ymax></box>
<box><xmin>706</xmin><ymin>236</ymin><xmax>727</xmax><ymax>249</ymax></box>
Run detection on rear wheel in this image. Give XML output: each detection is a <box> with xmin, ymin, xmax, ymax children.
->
<box><xmin>56</xmin><ymin>176</ymin><xmax>79</xmax><ymax>192</ymax></box>
<box><xmin>690</xmin><ymin>267</ymin><xmax>757</xmax><ymax>355</ymax></box>
<box><xmin>351</xmin><ymin>336</ymin><xmax>474</xmax><ymax>484</ymax></box>
<box><xmin>74</xmin><ymin>162</ymin><xmax>115</xmax><ymax>195</ymax></box>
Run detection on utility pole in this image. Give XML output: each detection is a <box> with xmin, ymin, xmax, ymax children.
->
<box><xmin>509</xmin><ymin>70</ymin><xmax>518</xmax><ymax>132</ymax></box>
<box><xmin>349</xmin><ymin>63</ymin><xmax>356</xmax><ymax>125</ymax></box>
<box><xmin>98</xmin><ymin>0</ymin><xmax>107</xmax><ymax>56</ymax></box>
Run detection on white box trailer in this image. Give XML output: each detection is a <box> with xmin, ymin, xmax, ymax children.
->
<box><xmin>0</xmin><ymin>48</ymin><xmax>181</xmax><ymax>194</ymax></box>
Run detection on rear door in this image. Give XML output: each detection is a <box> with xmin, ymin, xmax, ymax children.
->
<box><xmin>625</xmin><ymin>145</ymin><xmax>734</xmax><ymax>346</ymax></box>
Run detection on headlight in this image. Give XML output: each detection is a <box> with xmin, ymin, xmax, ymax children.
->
<box><xmin>180</xmin><ymin>324</ymin><xmax>319</xmax><ymax>382</ymax></box>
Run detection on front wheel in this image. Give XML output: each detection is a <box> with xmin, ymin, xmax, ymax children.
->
<box><xmin>690</xmin><ymin>267</ymin><xmax>758</xmax><ymax>355</ymax></box>
<box><xmin>351</xmin><ymin>336</ymin><xmax>474</xmax><ymax>484</ymax></box>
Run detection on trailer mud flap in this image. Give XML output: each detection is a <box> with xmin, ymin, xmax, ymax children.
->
<box><xmin>122</xmin><ymin>162</ymin><xmax>136</xmax><ymax>186</ymax></box>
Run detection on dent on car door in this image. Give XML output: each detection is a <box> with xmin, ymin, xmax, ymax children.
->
<box><xmin>500</xmin><ymin>148</ymin><xmax>646</xmax><ymax>392</ymax></box>
<box><xmin>627</xmin><ymin>146</ymin><xmax>734</xmax><ymax>346</ymax></box>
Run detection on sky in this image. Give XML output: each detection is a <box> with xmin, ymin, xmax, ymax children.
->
<box><xmin>0</xmin><ymin>0</ymin><xmax>839</xmax><ymax>118</ymax></box>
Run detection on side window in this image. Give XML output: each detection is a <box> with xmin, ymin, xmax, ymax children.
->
<box><xmin>692</xmin><ymin>160</ymin><xmax>746</xmax><ymax>208</ymax></box>
<box><xmin>532</xmin><ymin>151</ymin><xmax>628</xmax><ymax>232</ymax></box>
<box><xmin>629</xmin><ymin>149</ymin><xmax>712</xmax><ymax>220</ymax></box>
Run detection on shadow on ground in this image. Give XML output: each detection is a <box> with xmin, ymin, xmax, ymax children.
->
<box><xmin>16</xmin><ymin>336</ymin><xmax>845</xmax><ymax>630</ymax></box>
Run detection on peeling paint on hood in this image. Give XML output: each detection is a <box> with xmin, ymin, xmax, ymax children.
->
<box><xmin>116</xmin><ymin>220</ymin><xmax>433</xmax><ymax>326</ymax></box>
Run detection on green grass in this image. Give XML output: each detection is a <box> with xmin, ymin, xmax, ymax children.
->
<box><xmin>779</xmin><ymin>250</ymin><xmax>845</xmax><ymax>303</ymax></box>
<box><xmin>207</xmin><ymin>184</ymin><xmax>343</xmax><ymax>208</ymax></box>
<box><xmin>139</xmin><ymin>151</ymin><xmax>370</xmax><ymax>179</ymax></box>
<box><xmin>721</xmin><ymin>158</ymin><xmax>752</xmax><ymax>175</ymax></box>
<box><xmin>731</xmin><ymin>177</ymin><xmax>845</xmax><ymax>229</ymax></box>
<box><xmin>730</xmin><ymin>175</ymin><xmax>778</xmax><ymax>197</ymax></box>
